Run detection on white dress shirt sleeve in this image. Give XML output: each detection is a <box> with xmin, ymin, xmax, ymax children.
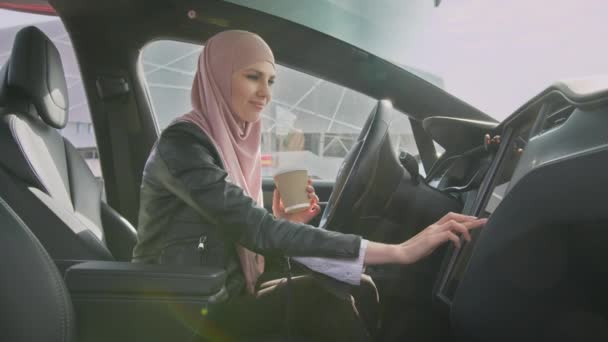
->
<box><xmin>292</xmin><ymin>239</ymin><xmax>368</xmax><ymax>285</ymax></box>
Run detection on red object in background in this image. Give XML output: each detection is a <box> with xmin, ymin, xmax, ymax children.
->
<box><xmin>261</xmin><ymin>154</ymin><xmax>272</xmax><ymax>167</ymax></box>
<box><xmin>0</xmin><ymin>3</ymin><xmax>57</xmax><ymax>15</ymax></box>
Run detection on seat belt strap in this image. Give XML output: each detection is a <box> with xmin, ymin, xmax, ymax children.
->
<box><xmin>96</xmin><ymin>75</ymin><xmax>139</xmax><ymax>224</ymax></box>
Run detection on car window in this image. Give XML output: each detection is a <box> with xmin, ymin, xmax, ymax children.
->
<box><xmin>141</xmin><ymin>40</ymin><xmax>418</xmax><ymax>181</ymax></box>
<box><xmin>0</xmin><ymin>12</ymin><xmax>103</xmax><ymax>188</ymax></box>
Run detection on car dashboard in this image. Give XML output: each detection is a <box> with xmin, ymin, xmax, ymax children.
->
<box><xmin>427</xmin><ymin>77</ymin><xmax>608</xmax><ymax>340</ymax></box>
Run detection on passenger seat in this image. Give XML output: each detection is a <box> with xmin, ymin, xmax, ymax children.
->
<box><xmin>0</xmin><ymin>194</ymin><xmax>75</xmax><ymax>342</ymax></box>
<box><xmin>0</xmin><ymin>26</ymin><xmax>136</xmax><ymax>262</ymax></box>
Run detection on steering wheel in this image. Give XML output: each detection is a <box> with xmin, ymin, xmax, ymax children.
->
<box><xmin>319</xmin><ymin>100</ymin><xmax>397</xmax><ymax>232</ymax></box>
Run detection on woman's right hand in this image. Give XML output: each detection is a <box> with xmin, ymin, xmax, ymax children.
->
<box><xmin>272</xmin><ymin>178</ymin><xmax>320</xmax><ymax>224</ymax></box>
<box><xmin>364</xmin><ymin>212</ymin><xmax>487</xmax><ymax>266</ymax></box>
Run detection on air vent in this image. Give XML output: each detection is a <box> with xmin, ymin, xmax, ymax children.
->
<box><xmin>539</xmin><ymin>104</ymin><xmax>575</xmax><ymax>134</ymax></box>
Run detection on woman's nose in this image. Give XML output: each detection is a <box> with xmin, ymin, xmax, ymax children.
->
<box><xmin>257</xmin><ymin>82</ymin><xmax>271</xmax><ymax>99</ymax></box>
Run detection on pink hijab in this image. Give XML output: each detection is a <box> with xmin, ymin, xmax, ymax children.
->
<box><xmin>177</xmin><ymin>30</ymin><xmax>275</xmax><ymax>294</ymax></box>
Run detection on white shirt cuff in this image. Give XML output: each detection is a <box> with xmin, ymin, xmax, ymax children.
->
<box><xmin>292</xmin><ymin>239</ymin><xmax>368</xmax><ymax>285</ymax></box>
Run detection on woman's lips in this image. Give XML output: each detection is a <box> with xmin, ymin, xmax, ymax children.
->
<box><xmin>250</xmin><ymin>101</ymin><xmax>265</xmax><ymax>111</ymax></box>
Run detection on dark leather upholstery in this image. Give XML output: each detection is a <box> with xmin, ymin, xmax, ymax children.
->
<box><xmin>100</xmin><ymin>202</ymin><xmax>140</xmax><ymax>261</ymax></box>
<box><xmin>6</xmin><ymin>26</ymin><xmax>68</xmax><ymax>129</ymax></box>
<box><xmin>65</xmin><ymin>261</ymin><xmax>227</xmax><ymax>296</ymax></box>
<box><xmin>0</xmin><ymin>26</ymin><xmax>137</xmax><ymax>262</ymax></box>
<box><xmin>0</xmin><ymin>195</ymin><xmax>75</xmax><ymax>342</ymax></box>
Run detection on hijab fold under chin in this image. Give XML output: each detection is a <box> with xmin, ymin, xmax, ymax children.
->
<box><xmin>175</xmin><ymin>30</ymin><xmax>275</xmax><ymax>294</ymax></box>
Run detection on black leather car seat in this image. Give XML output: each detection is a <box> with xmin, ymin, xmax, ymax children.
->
<box><xmin>0</xmin><ymin>194</ymin><xmax>75</xmax><ymax>342</ymax></box>
<box><xmin>0</xmin><ymin>26</ymin><xmax>136</xmax><ymax>262</ymax></box>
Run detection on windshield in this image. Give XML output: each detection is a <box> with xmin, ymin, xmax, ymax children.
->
<box><xmin>226</xmin><ymin>0</ymin><xmax>608</xmax><ymax>121</ymax></box>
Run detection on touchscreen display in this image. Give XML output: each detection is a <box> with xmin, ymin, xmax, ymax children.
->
<box><xmin>437</xmin><ymin>125</ymin><xmax>530</xmax><ymax>303</ymax></box>
<box><xmin>481</xmin><ymin>137</ymin><xmax>525</xmax><ymax>216</ymax></box>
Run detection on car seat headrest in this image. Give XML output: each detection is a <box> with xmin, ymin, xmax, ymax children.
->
<box><xmin>3</xmin><ymin>26</ymin><xmax>69</xmax><ymax>128</ymax></box>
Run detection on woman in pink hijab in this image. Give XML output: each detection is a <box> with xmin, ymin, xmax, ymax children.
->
<box><xmin>133</xmin><ymin>30</ymin><xmax>486</xmax><ymax>340</ymax></box>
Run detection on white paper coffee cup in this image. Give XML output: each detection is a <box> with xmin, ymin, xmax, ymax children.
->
<box><xmin>273</xmin><ymin>169</ymin><xmax>309</xmax><ymax>214</ymax></box>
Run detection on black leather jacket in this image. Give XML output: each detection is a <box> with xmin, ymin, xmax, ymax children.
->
<box><xmin>132</xmin><ymin>122</ymin><xmax>361</xmax><ymax>295</ymax></box>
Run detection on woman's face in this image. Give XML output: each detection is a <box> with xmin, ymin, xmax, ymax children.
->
<box><xmin>231</xmin><ymin>61</ymin><xmax>276</xmax><ymax>123</ymax></box>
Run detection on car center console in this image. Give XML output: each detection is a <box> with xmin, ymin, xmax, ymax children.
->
<box><xmin>64</xmin><ymin>261</ymin><xmax>228</xmax><ymax>342</ymax></box>
<box><xmin>432</xmin><ymin>77</ymin><xmax>608</xmax><ymax>340</ymax></box>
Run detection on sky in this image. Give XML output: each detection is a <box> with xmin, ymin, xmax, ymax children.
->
<box><xmin>0</xmin><ymin>9</ymin><xmax>53</xmax><ymax>28</ymax></box>
<box><xmin>2</xmin><ymin>2</ymin><xmax>608</xmax><ymax>121</ymax></box>
<box><xmin>406</xmin><ymin>0</ymin><xmax>608</xmax><ymax>119</ymax></box>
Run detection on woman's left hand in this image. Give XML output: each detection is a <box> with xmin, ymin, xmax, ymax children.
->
<box><xmin>273</xmin><ymin>178</ymin><xmax>321</xmax><ymax>224</ymax></box>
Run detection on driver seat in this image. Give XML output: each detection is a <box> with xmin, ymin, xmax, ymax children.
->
<box><xmin>0</xmin><ymin>26</ymin><xmax>136</xmax><ymax>262</ymax></box>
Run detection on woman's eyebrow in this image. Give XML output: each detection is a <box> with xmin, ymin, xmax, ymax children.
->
<box><xmin>244</xmin><ymin>68</ymin><xmax>262</xmax><ymax>74</ymax></box>
<box><xmin>244</xmin><ymin>68</ymin><xmax>276</xmax><ymax>77</ymax></box>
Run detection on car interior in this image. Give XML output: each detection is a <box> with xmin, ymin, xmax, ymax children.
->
<box><xmin>1</xmin><ymin>0</ymin><xmax>608</xmax><ymax>341</ymax></box>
